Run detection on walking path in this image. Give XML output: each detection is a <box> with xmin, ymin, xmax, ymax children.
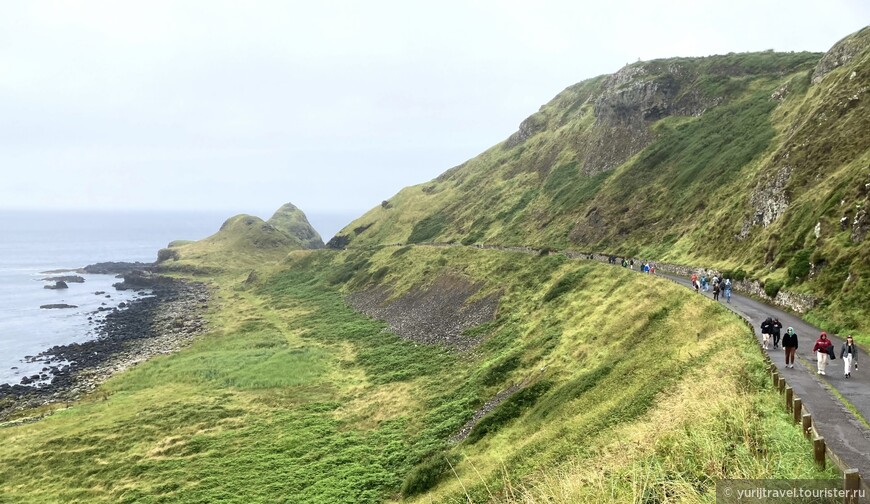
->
<box><xmin>660</xmin><ymin>272</ymin><xmax>870</xmax><ymax>478</ymax></box>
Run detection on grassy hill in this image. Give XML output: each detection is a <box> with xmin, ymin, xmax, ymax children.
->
<box><xmin>157</xmin><ymin>202</ymin><xmax>323</xmax><ymax>273</ymax></box>
<box><xmin>0</xmin><ymin>246</ymin><xmax>832</xmax><ymax>502</ymax></box>
<box><xmin>335</xmin><ymin>27</ymin><xmax>870</xmax><ymax>337</ymax></box>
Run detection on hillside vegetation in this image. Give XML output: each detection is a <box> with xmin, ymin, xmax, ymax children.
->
<box><xmin>156</xmin><ymin>202</ymin><xmax>323</xmax><ymax>272</ymax></box>
<box><xmin>0</xmin><ymin>246</ymin><xmax>833</xmax><ymax>502</ymax></box>
<box><xmin>336</xmin><ymin>27</ymin><xmax>870</xmax><ymax>337</ymax></box>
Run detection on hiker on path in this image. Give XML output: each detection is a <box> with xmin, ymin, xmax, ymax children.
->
<box><xmin>650</xmin><ymin>263</ymin><xmax>656</xmax><ymax>274</ymax></box>
<box><xmin>622</xmin><ymin>258</ymin><xmax>628</xmax><ymax>268</ymax></box>
<box><xmin>812</xmin><ymin>332</ymin><xmax>834</xmax><ymax>376</ymax></box>
<box><xmin>761</xmin><ymin>317</ymin><xmax>773</xmax><ymax>350</ymax></box>
<box><xmin>701</xmin><ymin>274</ymin><xmax>708</xmax><ymax>292</ymax></box>
<box><xmin>783</xmin><ymin>327</ymin><xmax>798</xmax><ymax>368</ymax></box>
<box><xmin>712</xmin><ymin>281</ymin><xmax>720</xmax><ymax>301</ymax></box>
<box><xmin>771</xmin><ymin>318</ymin><xmax>783</xmax><ymax>350</ymax></box>
<box><xmin>691</xmin><ymin>273</ymin><xmax>699</xmax><ymax>292</ymax></box>
<box><xmin>841</xmin><ymin>335</ymin><xmax>858</xmax><ymax>378</ymax></box>
<box><xmin>723</xmin><ymin>278</ymin><xmax>732</xmax><ymax>303</ymax></box>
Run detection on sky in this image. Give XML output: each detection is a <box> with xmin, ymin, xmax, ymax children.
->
<box><xmin>1</xmin><ymin>1</ymin><xmax>868</xmax><ymax>223</ymax></box>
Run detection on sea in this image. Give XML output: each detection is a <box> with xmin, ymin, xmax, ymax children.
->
<box><xmin>0</xmin><ymin>210</ymin><xmax>355</xmax><ymax>386</ymax></box>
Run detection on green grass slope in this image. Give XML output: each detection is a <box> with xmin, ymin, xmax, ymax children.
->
<box><xmin>335</xmin><ymin>27</ymin><xmax>870</xmax><ymax>336</ymax></box>
<box><xmin>157</xmin><ymin>202</ymin><xmax>323</xmax><ymax>273</ymax></box>
<box><xmin>267</xmin><ymin>202</ymin><xmax>324</xmax><ymax>249</ymax></box>
<box><xmin>0</xmin><ymin>247</ymin><xmax>833</xmax><ymax>502</ymax></box>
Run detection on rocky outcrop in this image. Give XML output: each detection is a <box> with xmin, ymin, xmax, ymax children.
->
<box><xmin>43</xmin><ymin>281</ymin><xmax>68</xmax><ymax>290</ymax></box>
<box><xmin>266</xmin><ymin>202</ymin><xmax>325</xmax><ymax>249</ymax></box>
<box><xmin>41</xmin><ymin>275</ymin><xmax>84</xmax><ymax>283</ymax></box>
<box><xmin>112</xmin><ymin>271</ymin><xmax>175</xmax><ymax>291</ymax></box>
<box><xmin>812</xmin><ymin>27</ymin><xmax>870</xmax><ymax>84</ymax></box>
<box><xmin>81</xmin><ymin>262</ymin><xmax>153</xmax><ymax>275</ymax></box>
<box><xmin>39</xmin><ymin>304</ymin><xmax>77</xmax><ymax>309</ymax></box>
<box><xmin>738</xmin><ymin>165</ymin><xmax>792</xmax><ymax>240</ymax></box>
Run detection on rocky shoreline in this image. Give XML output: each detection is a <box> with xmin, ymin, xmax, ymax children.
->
<box><xmin>0</xmin><ymin>271</ymin><xmax>209</xmax><ymax>421</ymax></box>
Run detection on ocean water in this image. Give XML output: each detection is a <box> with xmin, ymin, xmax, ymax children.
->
<box><xmin>0</xmin><ymin>210</ymin><xmax>228</xmax><ymax>385</ymax></box>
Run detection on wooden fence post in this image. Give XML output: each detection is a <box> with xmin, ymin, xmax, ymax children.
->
<box><xmin>773</xmin><ymin>371</ymin><xmax>780</xmax><ymax>388</ymax></box>
<box><xmin>844</xmin><ymin>469</ymin><xmax>861</xmax><ymax>504</ymax></box>
<box><xmin>802</xmin><ymin>413</ymin><xmax>813</xmax><ymax>439</ymax></box>
<box><xmin>813</xmin><ymin>436</ymin><xmax>826</xmax><ymax>470</ymax></box>
<box><xmin>778</xmin><ymin>378</ymin><xmax>786</xmax><ymax>393</ymax></box>
<box><xmin>785</xmin><ymin>386</ymin><xmax>793</xmax><ymax>411</ymax></box>
<box><xmin>793</xmin><ymin>398</ymin><xmax>802</xmax><ymax>424</ymax></box>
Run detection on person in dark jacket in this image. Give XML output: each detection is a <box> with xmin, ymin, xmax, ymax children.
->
<box><xmin>841</xmin><ymin>335</ymin><xmax>858</xmax><ymax>378</ymax></box>
<box><xmin>771</xmin><ymin>318</ymin><xmax>783</xmax><ymax>349</ymax></box>
<box><xmin>761</xmin><ymin>317</ymin><xmax>773</xmax><ymax>350</ymax></box>
<box><xmin>812</xmin><ymin>332</ymin><xmax>834</xmax><ymax>376</ymax></box>
<box><xmin>782</xmin><ymin>327</ymin><xmax>798</xmax><ymax>368</ymax></box>
<box><xmin>712</xmin><ymin>281</ymin><xmax>720</xmax><ymax>301</ymax></box>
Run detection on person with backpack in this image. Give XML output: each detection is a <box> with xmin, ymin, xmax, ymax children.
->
<box><xmin>701</xmin><ymin>274</ymin><xmax>708</xmax><ymax>292</ymax></box>
<box><xmin>841</xmin><ymin>335</ymin><xmax>858</xmax><ymax>378</ymax></box>
<box><xmin>760</xmin><ymin>317</ymin><xmax>773</xmax><ymax>350</ymax></box>
<box><xmin>712</xmin><ymin>281</ymin><xmax>720</xmax><ymax>301</ymax></box>
<box><xmin>782</xmin><ymin>327</ymin><xmax>798</xmax><ymax>368</ymax></box>
<box><xmin>771</xmin><ymin>318</ymin><xmax>783</xmax><ymax>349</ymax></box>
<box><xmin>691</xmin><ymin>273</ymin><xmax>699</xmax><ymax>292</ymax></box>
<box><xmin>812</xmin><ymin>332</ymin><xmax>834</xmax><ymax>376</ymax></box>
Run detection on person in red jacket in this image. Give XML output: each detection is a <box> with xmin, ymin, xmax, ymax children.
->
<box><xmin>812</xmin><ymin>332</ymin><xmax>834</xmax><ymax>376</ymax></box>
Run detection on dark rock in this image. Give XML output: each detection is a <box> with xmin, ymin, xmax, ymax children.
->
<box><xmin>118</xmin><ymin>302</ymin><xmax>127</xmax><ymax>308</ymax></box>
<box><xmin>80</xmin><ymin>261</ymin><xmax>153</xmax><ymax>275</ymax></box>
<box><xmin>44</xmin><ymin>281</ymin><xmax>69</xmax><ymax>290</ymax></box>
<box><xmin>94</xmin><ymin>291</ymin><xmax>105</xmax><ymax>295</ymax></box>
<box><xmin>41</xmin><ymin>275</ymin><xmax>85</xmax><ymax>283</ymax></box>
<box><xmin>40</xmin><ymin>304</ymin><xmax>78</xmax><ymax>309</ymax></box>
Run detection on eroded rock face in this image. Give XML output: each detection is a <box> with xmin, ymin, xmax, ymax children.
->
<box><xmin>346</xmin><ymin>273</ymin><xmax>501</xmax><ymax>351</ymax></box>
<box><xmin>812</xmin><ymin>28</ymin><xmax>869</xmax><ymax>84</ymax></box>
<box><xmin>739</xmin><ymin>165</ymin><xmax>792</xmax><ymax>240</ymax></box>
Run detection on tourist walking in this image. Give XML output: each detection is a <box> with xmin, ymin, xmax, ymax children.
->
<box><xmin>761</xmin><ymin>317</ymin><xmax>773</xmax><ymax>350</ymax></box>
<box><xmin>812</xmin><ymin>332</ymin><xmax>834</xmax><ymax>376</ymax></box>
<box><xmin>691</xmin><ymin>273</ymin><xmax>699</xmax><ymax>293</ymax></box>
<box><xmin>723</xmin><ymin>278</ymin><xmax>732</xmax><ymax>303</ymax></box>
<box><xmin>701</xmin><ymin>274</ymin><xmax>708</xmax><ymax>292</ymax></box>
<box><xmin>783</xmin><ymin>327</ymin><xmax>798</xmax><ymax>368</ymax></box>
<box><xmin>841</xmin><ymin>335</ymin><xmax>858</xmax><ymax>378</ymax></box>
<box><xmin>771</xmin><ymin>318</ymin><xmax>782</xmax><ymax>349</ymax></box>
<box><xmin>712</xmin><ymin>281</ymin><xmax>720</xmax><ymax>301</ymax></box>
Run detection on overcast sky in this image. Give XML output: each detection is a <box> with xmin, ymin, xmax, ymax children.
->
<box><xmin>1</xmin><ymin>1</ymin><xmax>868</xmax><ymax>220</ymax></box>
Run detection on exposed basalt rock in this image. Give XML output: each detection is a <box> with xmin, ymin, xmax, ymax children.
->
<box><xmin>113</xmin><ymin>271</ymin><xmax>176</xmax><ymax>291</ymax></box>
<box><xmin>40</xmin><ymin>304</ymin><xmax>78</xmax><ymax>309</ymax></box>
<box><xmin>41</xmin><ymin>275</ymin><xmax>85</xmax><ymax>283</ymax></box>
<box><xmin>81</xmin><ymin>262</ymin><xmax>154</xmax><ymax>275</ymax></box>
<box><xmin>44</xmin><ymin>281</ymin><xmax>69</xmax><ymax>290</ymax></box>
<box><xmin>346</xmin><ymin>273</ymin><xmax>501</xmax><ymax>351</ymax></box>
<box><xmin>505</xmin><ymin>113</ymin><xmax>548</xmax><ymax>148</ymax></box>
<box><xmin>812</xmin><ymin>28</ymin><xmax>870</xmax><ymax>84</ymax></box>
<box><xmin>739</xmin><ymin>165</ymin><xmax>792</xmax><ymax>240</ymax></box>
<box><xmin>853</xmin><ymin>207</ymin><xmax>868</xmax><ymax>243</ymax></box>
<box><xmin>326</xmin><ymin>234</ymin><xmax>351</xmax><ymax>250</ymax></box>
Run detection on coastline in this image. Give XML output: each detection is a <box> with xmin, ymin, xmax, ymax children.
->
<box><xmin>0</xmin><ymin>273</ymin><xmax>209</xmax><ymax>422</ymax></box>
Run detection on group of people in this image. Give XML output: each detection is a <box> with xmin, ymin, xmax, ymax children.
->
<box><xmin>691</xmin><ymin>272</ymin><xmax>731</xmax><ymax>302</ymax></box>
<box><xmin>760</xmin><ymin>320</ymin><xmax>859</xmax><ymax>377</ymax></box>
<box><xmin>608</xmin><ymin>257</ymin><xmax>656</xmax><ymax>274</ymax></box>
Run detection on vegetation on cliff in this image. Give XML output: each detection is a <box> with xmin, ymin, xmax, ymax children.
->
<box><xmin>338</xmin><ymin>28</ymin><xmax>870</xmax><ymax>338</ymax></box>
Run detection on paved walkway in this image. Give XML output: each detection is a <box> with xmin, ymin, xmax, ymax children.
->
<box><xmin>661</xmin><ymin>272</ymin><xmax>870</xmax><ymax>477</ymax></box>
